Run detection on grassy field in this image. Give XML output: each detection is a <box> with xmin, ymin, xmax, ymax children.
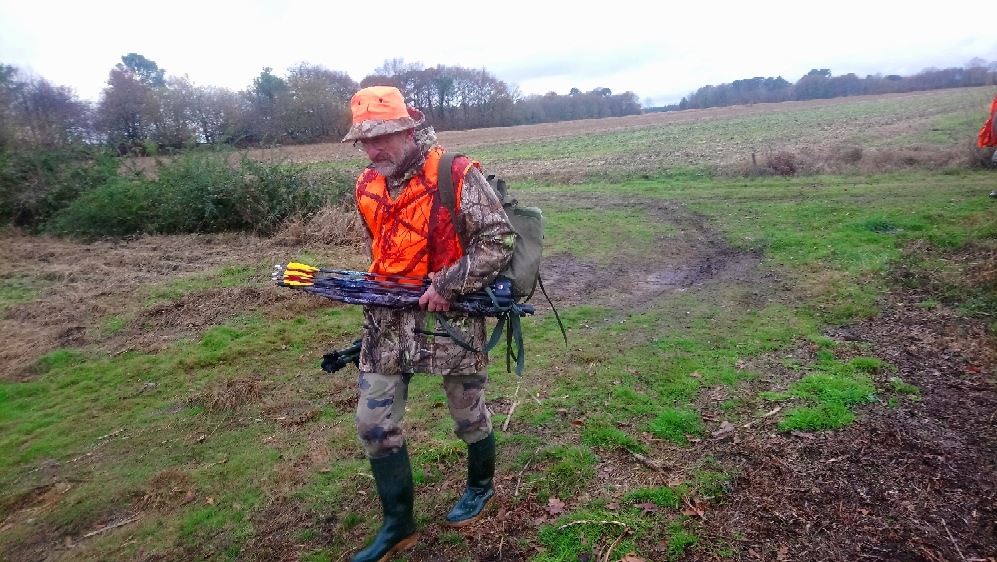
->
<box><xmin>1</xmin><ymin>87</ymin><xmax>995</xmax><ymax>561</ymax></box>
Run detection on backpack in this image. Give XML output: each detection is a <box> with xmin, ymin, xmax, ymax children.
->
<box><xmin>437</xmin><ymin>151</ymin><xmax>566</xmax><ymax>374</ymax></box>
<box><xmin>438</xmin><ymin>151</ymin><xmax>544</xmax><ymax>302</ymax></box>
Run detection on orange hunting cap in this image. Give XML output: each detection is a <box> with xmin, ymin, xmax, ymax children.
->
<box><xmin>342</xmin><ymin>86</ymin><xmax>426</xmax><ymax>142</ymax></box>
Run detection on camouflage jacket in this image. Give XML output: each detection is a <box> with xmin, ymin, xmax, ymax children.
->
<box><xmin>357</xmin><ymin>130</ymin><xmax>515</xmax><ymax>376</ymax></box>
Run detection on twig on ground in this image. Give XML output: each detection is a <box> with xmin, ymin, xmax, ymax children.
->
<box><xmin>82</xmin><ymin>515</ymin><xmax>140</xmax><ymax>538</ymax></box>
<box><xmin>630</xmin><ymin>451</ymin><xmax>666</xmax><ymax>472</ymax></box>
<box><xmin>515</xmin><ymin>447</ymin><xmax>540</xmax><ymax>497</ymax></box>
<box><xmin>742</xmin><ymin>406</ymin><xmax>782</xmax><ymax>428</ymax></box>
<box><xmin>98</xmin><ymin>428</ymin><xmax>125</xmax><ymax>441</ymax></box>
<box><xmin>502</xmin><ymin>401</ymin><xmax>520</xmax><ymax>432</ymax></box>
<box><xmin>602</xmin><ymin>527</ymin><xmax>627</xmax><ymax>562</ymax></box>
<box><xmin>940</xmin><ymin>518</ymin><xmax>968</xmax><ymax>562</ymax></box>
<box><xmin>502</xmin><ymin>380</ymin><xmax>522</xmax><ymax>432</ymax></box>
<box><xmin>556</xmin><ymin>519</ymin><xmax>626</xmax><ymax>531</ymax></box>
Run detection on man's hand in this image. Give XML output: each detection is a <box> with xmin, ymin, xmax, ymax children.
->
<box><xmin>419</xmin><ymin>272</ymin><xmax>451</xmax><ymax>312</ymax></box>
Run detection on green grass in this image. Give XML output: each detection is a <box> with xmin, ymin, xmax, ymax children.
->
<box><xmin>756</xmin><ymin>355</ymin><xmax>882</xmax><ymax>431</ymax></box>
<box><xmin>543</xmin><ymin>207</ymin><xmax>675</xmax><ymax>264</ymax></box>
<box><xmin>143</xmin><ymin>263</ymin><xmax>264</xmax><ymax>305</ymax></box>
<box><xmin>648</xmin><ymin>407</ymin><xmax>706</xmax><ymax>445</ymax></box>
<box><xmin>0</xmin><ymin>277</ymin><xmax>38</xmax><ymax>309</ymax></box>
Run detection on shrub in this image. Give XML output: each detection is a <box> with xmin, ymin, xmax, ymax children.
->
<box><xmin>44</xmin><ymin>175</ymin><xmax>155</xmax><ymax>237</ymax></box>
<box><xmin>767</xmin><ymin>151</ymin><xmax>798</xmax><ymax>176</ymax></box>
<box><xmin>0</xmin><ymin>146</ymin><xmax>119</xmax><ymax>231</ymax></box>
<box><xmin>46</xmin><ymin>149</ymin><xmax>356</xmax><ymax>238</ymax></box>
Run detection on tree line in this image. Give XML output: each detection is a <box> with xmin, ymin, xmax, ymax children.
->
<box><xmin>3</xmin><ymin>53</ymin><xmax>995</xmax><ymax>154</ymax></box>
<box><xmin>664</xmin><ymin>59</ymin><xmax>997</xmax><ymax>111</ymax></box>
<box><xmin>0</xmin><ymin>54</ymin><xmax>641</xmax><ymax>155</ymax></box>
<box><xmin>2</xmin><ymin>53</ymin><xmax>995</xmax><ymax>234</ymax></box>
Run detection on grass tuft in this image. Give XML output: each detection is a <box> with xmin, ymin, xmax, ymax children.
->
<box><xmin>648</xmin><ymin>407</ymin><xmax>706</xmax><ymax>445</ymax></box>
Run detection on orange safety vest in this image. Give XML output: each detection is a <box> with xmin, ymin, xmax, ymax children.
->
<box><xmin>979</xmin><ymin>92</ymin><xmax>997</xmax><ymax>148</ymax></box>
<box><xmin>356</xmin><ymin>147</ymin><xmax>478</xmax><ymax>280</ymax></box>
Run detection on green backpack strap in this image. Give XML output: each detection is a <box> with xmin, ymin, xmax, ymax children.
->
<box><xmin>435</xmin><ymin>150</ymin><xmax>527</xmax><ymax>376</ymax></box>
<box><xmin>437</xmin><ymin>150</ymin><xmax>464</xmax><ymax>244</ymax></box>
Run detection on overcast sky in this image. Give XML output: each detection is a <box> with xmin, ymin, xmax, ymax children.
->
<box><xmin>2</xmin><ymin>0</ymin><xmax>995</xmax><ymax>107</ymax></box>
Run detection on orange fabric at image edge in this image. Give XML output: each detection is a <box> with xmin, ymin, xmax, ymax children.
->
<box><xmin>978</xmin><ymin>93</ymin><xmax>997</xmax><ymax>147</ymax></box>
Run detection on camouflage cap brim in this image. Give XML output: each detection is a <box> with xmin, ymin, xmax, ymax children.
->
<box><xmin>342</xmin><ymin>107</ymin><xmax>426</xmax><ymax>142</ymax></box>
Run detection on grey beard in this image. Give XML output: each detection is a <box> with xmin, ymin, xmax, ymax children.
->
<box><xmin>380</xmin><ymin>142</ymin><xmax>423</xmax><ymax>186</ymax></box>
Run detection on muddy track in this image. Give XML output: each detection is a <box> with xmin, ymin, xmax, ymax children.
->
<box><xmin>532</xmin><ymin>193</ymin><xmax>767</xmax><ymax>319</ymax></box>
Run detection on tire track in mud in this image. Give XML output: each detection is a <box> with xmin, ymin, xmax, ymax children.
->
<box><xmin>528</xmin><ymin>193</ymin><xmax>768</xmax><ymax>317</ymax></box>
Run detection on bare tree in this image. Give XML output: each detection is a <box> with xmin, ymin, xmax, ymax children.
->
<box><xmin>12</xmin><ymin>76</ymin><xmax>91</xmax><ymax>148</ymax></box>
<box><xmin>285</xmin><ymin>63</ymin><xmax>357</xmax><ymax>142</ymax></box>
<box><xmin>188</xmin><ymin>85</ymin><xmax>241</xmax><ymax>145</ymax></box>
<box><xmin>147</xmin><ymin>76</ymin><xmax>199</xmax><ymax>149</ymax></box>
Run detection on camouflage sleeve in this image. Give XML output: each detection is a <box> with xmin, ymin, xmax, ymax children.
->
<box><xmin>433</xmin><ymin>165</ymin><xmax>515</xmax><ymax>301</ymax></box>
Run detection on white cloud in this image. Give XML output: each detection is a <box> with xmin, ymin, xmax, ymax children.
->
<box><xmin>1</xmin><ymin>0</ymin><xmax>994</xmax><ymax>105</ymax></box>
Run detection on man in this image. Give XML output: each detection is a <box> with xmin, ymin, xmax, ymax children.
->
<box><xmin>342</xmin><ymin>85</ymin><xmax>516</xmax><ymax>562</ymax></box>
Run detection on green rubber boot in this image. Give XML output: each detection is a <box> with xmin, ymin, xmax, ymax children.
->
<box><xmin>351</xmin><ymin>444</ymin><xmax>419</xmax><ymax>562</ymax></box>
<box><xmin>445</xmin><ymin>432</ymin><xmax>496</xmax><ymax>527</ymax></box>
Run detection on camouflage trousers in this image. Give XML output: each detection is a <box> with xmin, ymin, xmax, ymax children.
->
<box><xmin>356</xmin><ymin>369</ymin><xmax>493</xmax><ymax>459</ymax></box>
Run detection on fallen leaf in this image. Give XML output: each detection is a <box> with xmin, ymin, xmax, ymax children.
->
<box><xmin>636</xmin><ymin>501</ymin><xmax>657</xmax><ymax>514</ymax></box>
<box><xmin>711</xmin><ymin>421</ymin><xmax>736</xmax><ymax>439</ymax></box>
<box><xmin>547</xmin><ymin>497</ymin><xmax>565</xmax><ymax>515</ymax></box>
<box><xmin>571</xmin><ymin>419</ymin><xmax>584</xmax><ymax>426</ymax></box>
<box><xmin>619</xmin><ymin>553</ymin><xmax>645</xmax><ymax>562</ymax></box>
<box><xmin>735</xmin><ymin>359</ymin><xmax>747</xmax><ymax>370</ymax></box>
<box><xmin>682</xmin><ymin>498</ymin><xmax>707</xmax><ymax>518</ymax></box>
<box><xmin>206</xmin><ymin>497</ymin><xmax>215</xmax><ymax>505</ymax></box>
<box><xmin>606</xmin><ymin>501</ymin><xmax>619</xmax><ymax>511</ymax></box>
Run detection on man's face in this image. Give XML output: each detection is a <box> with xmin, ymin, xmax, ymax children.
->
<box><xmin>359</xmin><ymin>129</ymin><xmax>416</xmax><ymax>177</ymax></box>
